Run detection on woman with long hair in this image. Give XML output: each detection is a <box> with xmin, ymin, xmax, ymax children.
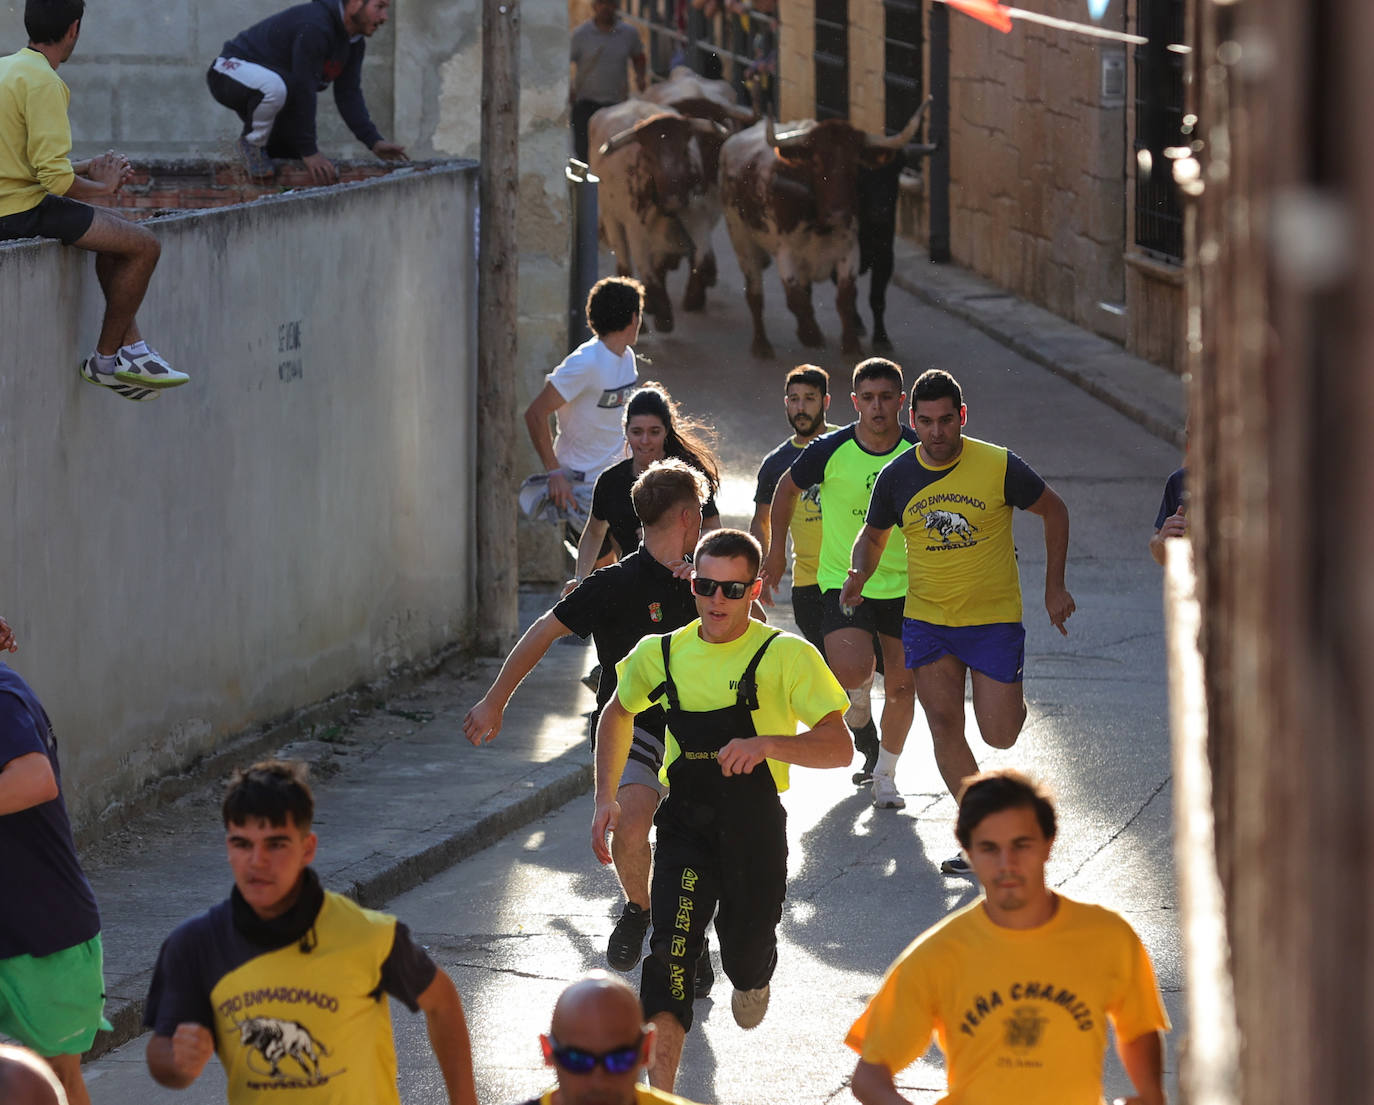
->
<box><xmin>573</xmin><ymin>383</ymin><xmax>722</xmax><ymax>582</ymax></box>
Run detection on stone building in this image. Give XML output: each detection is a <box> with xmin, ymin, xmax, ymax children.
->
<box><xmin>762</xmin><ymin>0</ymin><xmax>1189</xmax><ymax>370</ymax></box>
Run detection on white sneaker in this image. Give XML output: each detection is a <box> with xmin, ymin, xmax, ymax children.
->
<box><xmin>79</xmin><ymin>354</ymin><xmax>159</xmax><ymax>401</ymax></box>
<box><xmin>113</xmin><ymin>346</ymin><xmax>189</xmax><ymax>389</ymax></box>
<box><xmin>731</xmin><ymin>984</ymin><xmax>769</xmax><ymax>1029</ymax></box>
<box><xmin>872</xmin><ymin>772</ymin><xmax>906</xmax><ymax>809</ymax></box>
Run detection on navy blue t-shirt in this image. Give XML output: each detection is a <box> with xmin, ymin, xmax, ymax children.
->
<box><xmin>1154</xmin><ymin>467</ymin><xmax>1186</xmax><ymax>530</ymax></box>
<box><xmin>0</xmin><ymin>663</ymin><xmax>100</xmax><ymax>958</ymax></box>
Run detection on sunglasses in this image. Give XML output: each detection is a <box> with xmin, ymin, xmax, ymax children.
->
<box><xmin>548</xmin><ymin>1035</ymin><xmax>643</xmax><ymax>1075</ymax></box>
<box><xmin>691</xmin><ymin>576</ymin><xmax>755</xmax><ymax>600</ymax></box>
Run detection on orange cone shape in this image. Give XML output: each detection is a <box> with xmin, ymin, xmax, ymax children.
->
<box><xmin>946</xmin><ymin>0</ymin><xmax>1014</xmax><ymax>32</ymax></box>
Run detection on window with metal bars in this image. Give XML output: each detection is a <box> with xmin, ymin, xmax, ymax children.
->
<box><xmin>815</xmin><ymin>0</ymin><xmax>849</xmax><ymax>121</ymax></box>
<box><xmin>1133</xmin><ymin>0</ymin><xmax>1186</xmax><ymax>262</ymax></box>
<box><xmin>883</xmin><ymin>0</ymin><xmax>923</xmax><ymax>135</ymax></box>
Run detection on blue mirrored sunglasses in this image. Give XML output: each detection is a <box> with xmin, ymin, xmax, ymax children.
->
<box><xmin>548</xmin><ymin>1035</ymin><xmax>643</xmax><ymax>1075</ymax></box>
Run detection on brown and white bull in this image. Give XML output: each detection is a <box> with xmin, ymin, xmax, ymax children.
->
<box><xmin>590</xmin><ymin>101</ymin><xmax>728</xmax><ymax>332</ymax></box>
<box><xmin>719</xmin><ymin>108</ymin><xmax>926</xmax><ymax>358</ymax></box>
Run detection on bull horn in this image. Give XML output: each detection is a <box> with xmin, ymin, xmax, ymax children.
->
<box><xmin>766</xmin><ymin>115</ymin><xmax>813</xmax><ymax>150</ymax></box>
<box><xmin>690</xmin><ymin>117</ymin><xmax>731</xmax><ymax>140</ymax></box>
<box><xmin>597</xmin><ymin>111</ymin><xmax>679</xmax><ymax>157</ymax></box>
<box><xmin>865</xmin><ymin>94</ymin><xmax>933</xmax><ymax>149</ymax></box>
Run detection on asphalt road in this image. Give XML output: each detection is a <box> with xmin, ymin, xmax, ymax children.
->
<box><xmin>80</xmin><ymin>225</ymin><xmax>1185</xmax><ymax>1103</ymax></box>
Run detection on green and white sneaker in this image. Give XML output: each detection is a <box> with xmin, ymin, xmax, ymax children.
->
<box><xmin>80</xmin><ymin>353</ymin><xmax>159</xmax><ymax>401</ymax></box>
<box><xmin>113</xmin><ymin>346</ymin><xmax>189</xmax><ymax>389</ymax></box>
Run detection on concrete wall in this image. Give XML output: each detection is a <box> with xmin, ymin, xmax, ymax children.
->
<box><xmin>0</xmin><ymin>164</ymin><xmax>479</xmax><ymax>827</ymax></box>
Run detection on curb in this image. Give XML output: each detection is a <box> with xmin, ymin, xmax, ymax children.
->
<box><xmin>86</xmin><ymin>753</ymin><xmax>593</xmax><ymax>1061</ymax></box>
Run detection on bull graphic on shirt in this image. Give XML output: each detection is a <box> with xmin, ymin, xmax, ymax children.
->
<box><xmin>237</xmin><ymin>1016</ymin><xmax>331</xmax><ymax>1084</ymax></box>
<box><xmin>922</xmin><ymin>509</ymin><xmax>978</xmax><ymax>544</ymax></box>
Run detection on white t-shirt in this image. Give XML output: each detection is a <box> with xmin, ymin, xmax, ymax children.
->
<box><xmin>547</xmin><ymin>337</ymin><xmax>638</xmax><ymax>478</ymax></box>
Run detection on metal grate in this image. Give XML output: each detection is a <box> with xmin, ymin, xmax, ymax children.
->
<box><xmin>1133</xmin><ymin>0</ymin><xmax>1186</xmax><ymax>262</ymax></box>
<box><xmin>815</xmin><ymin>0</ymin><xmax>849</xmax><ymax>121</ymax></box>
<box><xmin>883</xmin><ymin>0</ymin><xmax>923</xmax><ymax>135</ymax></box>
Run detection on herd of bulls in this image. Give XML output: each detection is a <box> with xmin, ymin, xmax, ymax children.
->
<box><xmin>588</xmin><ymin>68</ymin><xmax>932</xmax><ymax>358</ymax></box>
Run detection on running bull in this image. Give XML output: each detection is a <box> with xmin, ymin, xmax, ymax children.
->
<box><xmin>590</xmin><ymin>101</ymin><xmax>731</xmax><ymax>332</ymax></box>
<box><xmin>719</xmin><ymin>104</ymin><xmax>929</xmax><ymax>358</ymax></box>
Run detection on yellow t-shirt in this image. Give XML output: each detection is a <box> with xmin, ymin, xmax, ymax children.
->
<box><xmin>866</xmin><ymin>437</ymin><xmax>1046</xmax><ymax>626</ymax></box>
<box><xmin>753</xmin><ymin>424</ymin><xmax>839</xmax><ymax>588</ymax></box>
<box><xmin>846</xmin><ymin>896</ymin><xmax>1169</xmax><ymax>1105</ymax></box>
<box><xmin>209</xmin><ymin>894</ymin><xmax>406</xmax><ymax>1105</ymax></box>
<box><xmin>615</xmin><ymin>618</ymin><xmax>848</xmax><ymax>792</ymax></box>
<box><xmin>0</xmin><ymin>48</ymin><xmax>76</xmax><ymax>216</ymax></box>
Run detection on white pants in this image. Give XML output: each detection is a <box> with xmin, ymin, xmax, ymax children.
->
<box><xmin>212</xmin><ymin>56</ymin><xmax>287</xmax><ymax>146</ymax></box>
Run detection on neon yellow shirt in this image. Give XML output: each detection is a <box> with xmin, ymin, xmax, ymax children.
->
<box><xmin>534</xmin><ymin>1085</ymin><xmax>702</xmax><ymax>1105</ymax></box>
<box><xmin>615</xmin><ymin>619</ymin><xmax>848</xmax><ymax>792</ymax></box>
<box><xmin>753</xmin><ymin>424</ymin><xmax>840</xmax><ymax>588</ymax></box>
<box><xmin>0</xmin><ymin>48</ymin><xmax>75</xmax><ymax>216</ymax></box>
<box><xmin>846</xmin><ymin>895</ymin><xmax>1169</xmax><ymax>1105</ymax></box>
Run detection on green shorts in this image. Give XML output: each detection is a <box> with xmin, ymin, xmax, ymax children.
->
<box><xmin>0</xmin><ymin>934</ymin><xmax>110</xmax><ymax>1056</ymax></box>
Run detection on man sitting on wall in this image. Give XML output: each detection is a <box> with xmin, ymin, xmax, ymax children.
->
<box><xmin>0</xmin><ymin>0</ymin><xmax>189</xmax><ymax>397</ymax></box>
<box><xmin>207</xmin><ymin>0</ymin><xmax>408</xmax><ymax>185</ymax></box>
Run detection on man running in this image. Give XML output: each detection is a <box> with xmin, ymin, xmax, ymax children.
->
<box><xmin>517</xmin><ymin>972</ymin><xmax>705</xmax><ymax>1105</ymax></box>
<box><xmin>592</xmin><ymin>529</ymin><xmax>850</xmax><ymax>1092</ymax></box>
<box><xmin>751</xmin><ymin>365</ymin><xmax>881</xmax><ymax>784</ymax></box>
<box><xmin>847</xmin><ymin>770</ymin><xmax>1169</xmax><ymax>1105</ymax></box>
<box><xmin>841</xmin><ymin>369</ymin><xmax>1073</xmax><ymax>876</ymax></box>
<box><xmin>466</xmin><ymin>461</ymin><xmax>713</xmax><ymax>990</ymax></box>
<box><xmin>143</xmin><ymin>761</ymin><xmax>477</xmax><ymax>1105</ymax></box>
<box><xmin>762</xmin><ymin>359</ymin><xmax>918</xmax><ymax>810</ymax></box>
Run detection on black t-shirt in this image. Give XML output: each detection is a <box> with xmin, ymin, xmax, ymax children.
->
<box><xmin>1154</xmin><ymin>467</ymin><xmax>1186</xmax><ymax>529</ymax></box>
<box><xmin>591</xmin><ymin>458</ymin><xmax>719</xmax><ymax>555</ymax></box>
<box><xmin>553</xmin><ymin>548</ymin><xmax>699</xmax><ymax>738</ymax></box>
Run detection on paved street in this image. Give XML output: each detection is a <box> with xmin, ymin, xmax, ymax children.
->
<box><xmin>79</xmin><ymin>224</ymin><xmax>1185</xmax><ymax>1104</ymax></box>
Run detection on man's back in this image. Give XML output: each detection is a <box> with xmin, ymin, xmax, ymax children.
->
<box><xmin>0</xmin><ymin>49</ymin><xmax>73</xmax><ymax>216</ymax></box>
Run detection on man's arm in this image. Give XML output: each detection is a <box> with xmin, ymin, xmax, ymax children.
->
<box><xmin>0</xmin><ymin>752</ymin><xmax>57</xmax><ymax>816</ymax></box>
<box><xmin>717</xmin><ymin>710</ymin><xmax>850</xmax><ymax>776</ymax></box>
<box><xmin>462</xmin><ymin>611</ymin><xmax>572</xmax><ymax>745</ymax></box>
<box><xmin>839</xmin><ymin>524</ymin><xmax>892</xmax><ymax>609</ymax></box>
<box><xmin>145</xmin><ymin>1026</ymin><xmax>215</xmax><ymax>1089</ymax></box>
<box><xmin>331</xmin><ymin>43</ymin><xmax>389</xmax><ymax>154</ymax></box>
<box><xmin>1149</xmin><ymin>508</ymin><xmax>1186</xmax><ymax>566</ymax></box>
<box><xmin>851</xmin><ymin>1059</ymin><xmax>911</xmax><ymax>1105</ymax></box>
<box><xmin>524</xmin><ymin>381</ymin><xmax>577</xmax><ymax>511</ymax></box>
<box><xmin>574</xmin><ymin>516</ymin><xmax>612</xmax><ymax>583</ymax></box>
<box><xmin>415</xmin><ymin>968</ymin><xmax>478</xmax><ymax>1105</ymax></box>
<box><xmin>1025</xmin><ymin>485</ymin><xmax>1075</xmax><ymax>635</ymax></box>
<box><xmin>761</xmin><ymin>472</ymin><xmax>802</xmax><ymax>589</ymax></box>
<box><xmin>1115</xmin><ymin>1029</ymin><xmax>1167</xmax><ymax>1105</ymax></box>
<box><xmin>631</xmin><ymin>50</ymin><xmax>648</xmax><ymax>92</ymax></box>
<box><xmin>749</xmin><ymin>502</ymin><xmax>771</xmax><ymax>554</ymax></box>
<box><xmin>63</xmin><ymin>152</ymin><xmax>131</xmax><ymax>200</ymax></box>
<box><xmin>591</xmin><ymin>698</ymin><xmax>636</xmax><ymax>864</ymax></box>
<box><xmin>0</xmin><ymin>615</ymin><xmax>16</xmax><ymax>653</ymax></box>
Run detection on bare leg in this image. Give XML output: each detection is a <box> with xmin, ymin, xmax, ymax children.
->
<box><xmin>612</xmin><ymin>783</ymin><xmax>658</xmax><ymax>909</ymax></box>
<box><xmin>969</xmin><ymin>671</ymin><xmax>1027</xmax><ymax>749</ymax></box>
<box><xmin>823</xmin><ymin>627</ymin><xmax>879</xmax><ymax>690</ymax></box>
<box><xmin>844</xmin><ymin>674</ymin><xmax>875</xmax><ymax>727</ymax></box>
<box><xmin>648</xmin><ymin>1012</ymin><xmax>685</xmax><ymax>1091</ymax></box>
<box><xmin>45</xmin><ymin>1053</ymin><xmax>92</xmax><ymax>1105</ymax></box>
<box><xmin>876</xmin><ymin>633</ymin><xmax>915</xmax><ymax>755</ymax></box>
<box><xmin>73</xmin><ymin>209</ymin><xmax>160</xmax><ymax>355</ymax></box>
<box><xmin>914</xmin><ymin>653</ymin><xmax>978</xmax><ymax>797</ymax></box>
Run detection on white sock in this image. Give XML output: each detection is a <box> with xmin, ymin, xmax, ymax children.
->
<box><xmin>93</xmin><ymin>352</ymin><xmax>118</xmax><ymax>373</ymax></box>
<box><xmin>120</xmin><ymin>340</ymin><xmax>151</xmax><ymax>357</ymax></box>
<box><xmin>875</xmin><ymin>748</ymin><xmax>900</xmax><ymax>777</ymax></box>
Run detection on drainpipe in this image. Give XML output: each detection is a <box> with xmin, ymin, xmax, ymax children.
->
<box><xmin>928</xmin><ymin>1</ymin><xmax>951</xmax><ymax>263</ymax></box>
<box><xmin>566</xmin><ymin>158</ymin><xmax>600</xmax><ymax>352</ymax></box>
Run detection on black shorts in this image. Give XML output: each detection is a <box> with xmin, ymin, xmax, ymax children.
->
<box><xmin>0</xmin><ymin>194</ymin><xmax>95</xmax><ymax>245</ymax></box>
<box><xmin>790</xmin><ymin>584</ymin><xmax>826</xmax><ymax>656</ymax></box>
<box><xmin>820</xmin><ymin>589</ymin><xmax>905</xmax><ymax>640</ymax></box>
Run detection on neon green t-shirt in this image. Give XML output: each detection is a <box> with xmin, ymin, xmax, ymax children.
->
<box><xmin>846</xmin><ymin>895</ymin><xmax>1170</xmax><ymax>1105</ymax></box>
<box><xmin>615</xmin><ymin>619</ymin><xmax>848</xmax><ymax>792</ymax></box>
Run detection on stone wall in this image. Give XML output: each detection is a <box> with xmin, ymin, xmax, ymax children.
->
<box><xmin>0</xmin><ymin>165</ymin><xmax>479</xmax><ymax>827</ymax></box>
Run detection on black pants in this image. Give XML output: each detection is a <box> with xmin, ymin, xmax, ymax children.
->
<box><xmin>642</xmin><ymin>799</ymin><xmax>788</xmax><ymax>1030</ymax></box>
<box><xmin>571</xmin><ymin>98</ymin><xmax>615</xmax><ymax>162</ymax></box>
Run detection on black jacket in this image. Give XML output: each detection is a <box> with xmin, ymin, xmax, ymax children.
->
<box><xmin>221</xmin><ymin>0</ymin><xmax>382</xmax><ymax>157</ymax></box>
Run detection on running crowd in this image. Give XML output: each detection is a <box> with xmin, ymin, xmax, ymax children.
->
<box><xmin>0</xmin><ymin>272</ymin><xmax>1171</xmax><ymax>1105</ymax></box>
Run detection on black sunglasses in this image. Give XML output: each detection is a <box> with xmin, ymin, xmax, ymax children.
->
<box><xmin>548</xmin><ymin>1034</ymin><xmax>643</xmax><ymax>1075</ymax></box>
<box><xmin>692</xmin><ymin>576</ymin><xmax>754</xmax><ymax>600</ymax></box>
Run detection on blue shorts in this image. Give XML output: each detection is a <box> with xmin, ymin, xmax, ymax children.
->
<box><xmin>902</xmin><ymin>618</ymin><xmax>1025</xmax><ymax>684</ymax></box>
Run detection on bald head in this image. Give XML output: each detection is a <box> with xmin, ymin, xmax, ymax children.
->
<box><xmin>550</xmin><ymin>972</ymin><xmax>643</xmax><ymax>1042</ymax></box>
<box><xmin>0</xmin><ymin>1046</ymin><xmax>67</xmax><ymax>1105</ymax></box>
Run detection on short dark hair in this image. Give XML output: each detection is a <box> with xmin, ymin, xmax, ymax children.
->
<box><xmin>852</xmin><ymin>357</ymin><xmax>904</xmax><ymax>392</ymax></box>
<box><xmin>954</xmin><ymin>769</ymin><xmax>1056</xmax><ymax>849</ymax></box>
<box><xmin>222</xmin><ymin>760</ymin><xmax>314</xmax><ymax>830</ymax></box>
<box><xmin>586</xmin><ymin>277</ymin><xmax>644</xmax><ymax>336</ymax></box>
<box><xmin>694</xmin><ymin>528</ymin><xmax>761</xmax><ymax>578</ymax></box>
<box><xmin>912</xmin><ymin>368</ymin><xmax>963</xmax><ymax>411</ymax></box>
<box><xmin>26</xmin><ymin>0</ymin><xmax>84</xmax><ymax>43</ymax></box>
<box><xmin>632</xmin><ymin>458</ymin><xmax>708</xmax><ymax>527</ymax></box>
<box><xmin>785</xmin><ymin>364</ymin><xmax>828</xmax><ymax>396</ymax></box>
